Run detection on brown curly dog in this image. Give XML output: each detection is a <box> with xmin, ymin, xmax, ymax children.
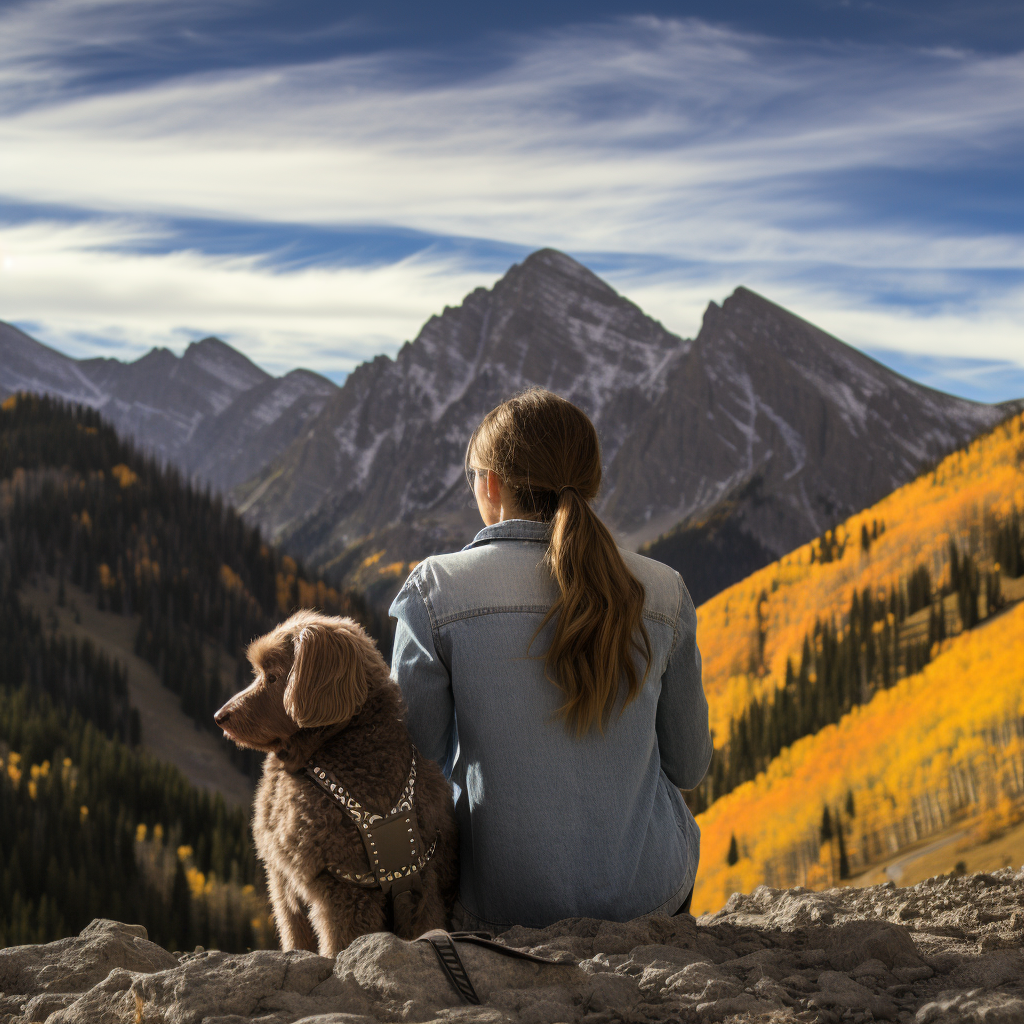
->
<box><xmin>214</xmin><ymin>609</ymin><xmax>459</xmax><ymax>956</ymax></box>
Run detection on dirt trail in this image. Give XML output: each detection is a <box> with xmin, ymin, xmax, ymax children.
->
<box><xmin>19</xmin><ymin>575</ymin><xmax>253</xmax><ymax>808</ymax></box>
<box><xmin>882</xmin><ymin>829</ymin><xmax>968</xmax><ymax>882</ymax></box>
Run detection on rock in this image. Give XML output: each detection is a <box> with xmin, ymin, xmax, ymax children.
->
<box><xmin>819</xmin><ymin>920</ymin><xmax>926</xmax><ymax>971</ymax></box>
<box><xmin>809</xmin><ymin>970</ymin><xmax>898</xmax><ymax>1019</ymax></box>
<box><xmin>0</xmin><ymin>918</ymin><xmax>177</xmax><ymax>997</ymax></box>
<box><xmin>17</xmin><ymin>992</ymin><xmax>79</xmax><ymax>1019</ymax></box>
<box><xmin>916</xmin><ymin>988</ymin><xmax>1024</xmax><ymax>1023</ymax></box>
<box><xmin>719</xmin><ymin>946</ymin><xmax>795</xmax><ymax>982</ymax></box>
<box><xmin>3</xmin><ymin>871</ymin><xmax>1024</xmax><ymax>1024</ymax></box>
<box><xmin>581</xmin><ymin>973</ymin><xmax>640</xmax><ymax>1015</ymax></box>
<box><xmin>289</xmin><ymin>1018</ymin><xmax>385</xmax><ymax>1024</ymax></box>
<box><xmin>131</xmin><ymin>949</ymin><xmax>293</xmax><ymax>1023</ymax></box>
<box><xmin>695</xmin><ymin>992</ymin><xmax>779</xmax><ymax>1022</ymax></box>
<box><xmin>850</xmin><ymin>958</ymin><xmax>896</xmax><ymax>984</ymax></box>
<box><xmin>45</xmin><ymin>967</ymin><xmax>139</xmax><ymax>1024</ymax></box>
<box><xmin>752</xmin><ymin>974</ymin><xmax>794</xmax><ymax>1005</ymax></box>
<box><xmin>667</xmin><ymin>960</ymin><xmax>744</xmax><ymax>1002</ymax></box>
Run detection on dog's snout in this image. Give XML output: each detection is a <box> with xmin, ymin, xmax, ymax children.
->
<box><xmin>215</xmin><ymin>708</ymin><xmax>231</xmax><ymax>726</ymax></box>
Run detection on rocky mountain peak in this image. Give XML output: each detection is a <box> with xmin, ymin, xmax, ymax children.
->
<box><xmin>178</xmin><ymin>336</ymin><xmax>271</xmax><ymax>392</ymax></box>
<box><xmin>507</xmin><ymin>246</ymin><xmax>620</xmax><ymax>296</ymax></box>
<box><xmin>129</xmin><ymin>347</ymin><xmax>178</xmax><ymax>371</ymax></box>
<box><xmin>232</xmin><ymin>251</ymin><xmax>1012</xmax><ymax>605</ymax></box>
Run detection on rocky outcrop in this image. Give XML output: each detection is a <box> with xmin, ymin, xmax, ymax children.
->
<box><xmin>3</xmin><ymin>870</ymin><xmax>1023</xmax><ymax>1024</ymax></box>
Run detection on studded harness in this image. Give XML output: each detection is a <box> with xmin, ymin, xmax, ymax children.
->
<box><xmin>305</xmin><ymin>748</ymin><xmax>438</xmax><ymax>929</ymax></box>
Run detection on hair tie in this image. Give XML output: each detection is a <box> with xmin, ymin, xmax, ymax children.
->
<box><xmin>557</xmin><ymin>485</ymin><xmax>580</xmax><ymax>499</ymax></box>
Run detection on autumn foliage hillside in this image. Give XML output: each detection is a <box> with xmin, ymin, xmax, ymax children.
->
<box><xmin>689</xmin><ymin>409</ymin><xmax>1024</xmax><ymax>912</ymax></box>
<box><xmin>695</xmin><ymin>410</ymin><xmax>1024</xmax><ymax>750</ymax></box>
<box><xmin>692</xmin><ymin>600</ymin><xmax>1024</xmax><ymax>914</ymax></box>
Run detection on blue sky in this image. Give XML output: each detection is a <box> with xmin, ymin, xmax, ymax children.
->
<box><xmin>0</xmin><ymin>1</ymin><xmax>1022</xmax><ymax>401</ymax></box>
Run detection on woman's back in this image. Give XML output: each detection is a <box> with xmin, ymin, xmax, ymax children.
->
<box><xmin>390</xmin><ymin>517</ymin><xmax>712</xmax><ymax>929</ymax></box>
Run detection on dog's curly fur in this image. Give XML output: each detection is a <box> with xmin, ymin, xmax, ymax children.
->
<box><xmin>214</xmin><ymin>609</ymin><xmax>459</xmax><ymax>956</ymax></box>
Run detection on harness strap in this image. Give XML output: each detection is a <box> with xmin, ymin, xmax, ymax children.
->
<box><xmin>307</xmin><ymin>749</ymin><xmax>418</xmax><ymax>827</ymax></box>
<box><xmin>306</xmin><ymin>748</ymin><xmax>437</xmax><ymax>917</ymax></box>
<box><xmin>320</xmin><ymin>830</ymin><xmax>439</xmax><ymax>887</ymax></box>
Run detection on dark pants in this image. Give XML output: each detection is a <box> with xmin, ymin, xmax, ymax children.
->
<box><xmin>673</xmin><ymin>884</ymin><xmax>694</xmax><ymax>916</ymax></box>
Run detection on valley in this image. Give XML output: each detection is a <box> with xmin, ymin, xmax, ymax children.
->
<box><xmin>0</xmin><ymin>395</ymin><xmax>377</xmax><ymax>950</ymax></box>
<box><xmin>857</xmin><ymin>815</ymin><xmax>1024</xmax><ymax>889</ymax></box>
<box><xmin>1</xmin><ymin>257</ymin><xmax>1022</xmax><ymax>946</ymax></box>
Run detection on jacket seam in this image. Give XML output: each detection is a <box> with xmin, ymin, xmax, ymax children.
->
<box><xmin>434</xmin><ymin>604</ymin><xmax>551</xmax><ymax>627</ymax></box>
<box><xmin>667</xmin><ymin>572</ymin><xmax>684</xmax><ymax>660</ymax></box>
<box><xmin>433</xmin><ymin>605</ymin><xmax>675</xmax><ymax>629</ymax></box>
<box><xmin>410</xmin><ymin>568</ymin><xmax>444</xmax><ymax>655</ymax></box>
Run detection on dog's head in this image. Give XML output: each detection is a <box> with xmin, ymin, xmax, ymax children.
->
<box><xmin>214</xmin><ymin>610</ymin><xmax>375</xmax><ymax>756</ymax></box>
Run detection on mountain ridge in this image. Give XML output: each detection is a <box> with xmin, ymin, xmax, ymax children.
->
<box><xmin>232</xmin><ymin>249</ymin><xmax>1013</xmax><ymax>603</ymax></box>
<box><xmin>0</xmin><ymin>322</ymin><xmax>338</xmax><ymax>490</ymax></box>
<box><xmin>3</xmin><ymin>249</ymin><xmax>1019</xmax><ymax>605</ymax></box>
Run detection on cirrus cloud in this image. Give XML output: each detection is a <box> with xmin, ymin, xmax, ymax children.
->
<box><xmin>0</xmin><ymin>3</ymin><xmax>1021</xmax><ymax>395</ymax></box>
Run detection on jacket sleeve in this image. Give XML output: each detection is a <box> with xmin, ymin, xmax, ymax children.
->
<box><xmin>389</xmin><ymin>567</ymin><xmax>458</xmax><ymax>779</ymax></box>
<box><xmin>655</xmin><ymin>574</ymin><xmax>713</xmax><ymax>791</ymax></box>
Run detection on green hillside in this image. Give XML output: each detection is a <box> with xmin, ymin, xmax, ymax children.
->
<box><xmin>0</xmin><ymin>394</ymin><xmax>384</xmax><ymax>950</ymax></box>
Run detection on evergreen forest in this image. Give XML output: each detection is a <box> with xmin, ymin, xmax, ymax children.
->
<box><xmin>0</xmin><ymin>394</ymin><xmax>384</xmax><ymax>950</ymax></box>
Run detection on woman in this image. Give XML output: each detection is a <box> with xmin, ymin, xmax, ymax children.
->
<box><xmin>389</xmin><ymin>387</ymin><xmax>712</xmax><ymax>931</ymax></box>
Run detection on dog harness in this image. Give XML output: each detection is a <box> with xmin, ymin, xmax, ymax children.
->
<box><xmin>305</xmin><ymin>748</ymin><xmax>438</xmax><ymax>930</ymax></box>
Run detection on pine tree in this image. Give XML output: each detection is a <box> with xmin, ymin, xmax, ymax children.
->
<box><xmin>727</xmin><ymin>834</ymin><xmax>739</xmax><ymax>866</ymax></box>
<box><xmin>820</xmin><ymin>806</ymin><xmax>833</xmax><ymax>844</ymax></box>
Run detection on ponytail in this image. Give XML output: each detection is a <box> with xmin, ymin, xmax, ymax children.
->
<box><xmin>467</xmin><ymin>388</ymin><xmax>652</xmax><ymax>736</ymax></box>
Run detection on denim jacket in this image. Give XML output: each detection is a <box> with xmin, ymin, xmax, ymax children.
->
<box><xmin>389</xmin><ymin>518</ymin><xmax>712</xmax><ymax>930</ymax></box>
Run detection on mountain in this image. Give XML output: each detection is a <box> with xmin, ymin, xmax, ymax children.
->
<box><xmin>631</xmin><ymin>289</ymin><xmax>1022</xmax><ymax>600</ymax></box>
<box><xmin>233</xmin><ymin>249</ymin><xmax>1014</xmax><ymax>604</ymax></box>
<box><xmin>0</xmin><ymin>321</ymin><xmax>338</xmax><ymax>491</ymax></box>
<box><xmin>3</xmin><ymin>252</ymin><xmax>1016</xmax><ymax>605</ymax></box>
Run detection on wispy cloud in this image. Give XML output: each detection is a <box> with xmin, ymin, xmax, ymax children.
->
<box><xmin>0</xmin><ymin>218</ymin><xmax>493</xmax><ymax>375</ymax></box>
<box><xmin>0</xmin><ymin>4</ymin><xmax>1021</xmax><ymax>384</ymax></box>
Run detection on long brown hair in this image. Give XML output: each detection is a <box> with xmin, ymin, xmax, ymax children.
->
<box><xmin>466</xmin><ymin>387</ymin><xmax>652</xmax><ymax>736</ymax></box>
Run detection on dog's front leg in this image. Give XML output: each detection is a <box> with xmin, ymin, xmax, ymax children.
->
<box><xmin>303</xmin><ymin>875</ymin><xmax>385</xmax><ymax>957</ymax></box>
<box><xmin>266</xmin><ymin>863</ymin><xmax>319</xmax><ymax>952</ymax></box>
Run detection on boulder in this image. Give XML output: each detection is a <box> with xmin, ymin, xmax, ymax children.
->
<box><xmin>0</xmin><ymin>919</ymin><xmax>177</xmax><ymax>997</ymax></box>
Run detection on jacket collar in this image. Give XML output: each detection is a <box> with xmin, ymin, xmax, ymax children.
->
<box><xmin>463</xmin><ymin>518</ymin><xmax>550</xmax><ymax>549</ymax></box>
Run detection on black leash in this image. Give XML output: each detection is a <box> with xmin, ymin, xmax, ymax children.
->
<box><xmin>416</xmin><ymin>929</ymin><xmax>574</xmax><ymax>1005</ymax></box>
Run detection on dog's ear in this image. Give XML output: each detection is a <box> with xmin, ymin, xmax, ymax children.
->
<box><xmin>284</xmin><ymin>623</ymin><xmax>369</xmax><ymax>728</ymax></box>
